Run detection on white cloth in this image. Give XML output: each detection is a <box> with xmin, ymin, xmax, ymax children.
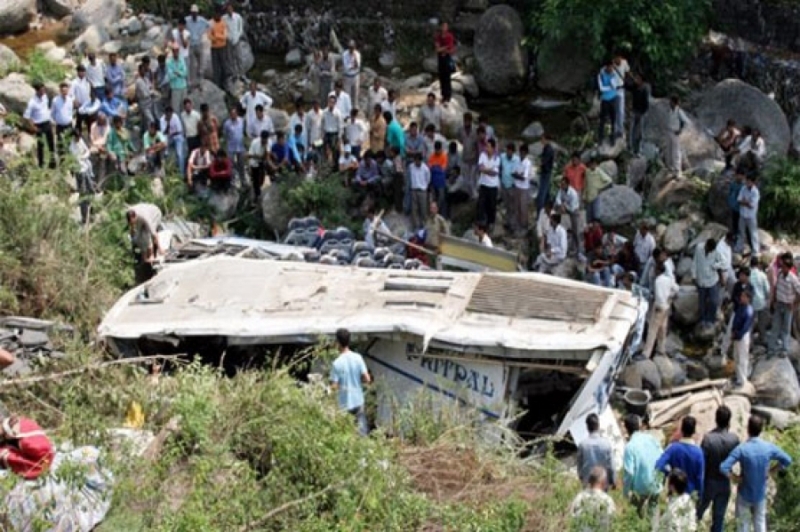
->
<box><xmin>345</xmin><ymin>118</ymin><xmax>366</xmax><ymax>146</ymax></box>
<box><xmin>341</xmin><ymin>49</ymin><xmax>361</xmax><ymax>77</ymax></box>
<box><xmin>160</xmin><ymin>113</ymin><xmax>184</xmax><ymax>137</ymax></box>
<box><xmin>514</xmin><ymin>157</ymin><xmax>533</xmax><ymax>190</ymax></box>
<box><xmin>409</xmin><ymin>162</ymin><xmax>431</xmax><ymax>190</ymax></box>
<box><xmin>305</xmin><ymin>110</ymin><xmax>324</xmax><ymax>144</ymax></box>
<box><xmin>380</xmin><ymin>99</ymin><xmax>397</xmax><ymax>119</ymax></box>
<box><xmin>653</xmin><ymin>272</ymin><xmax>679</xmax><ymax>310</ymax></box>
<box><xmin>331</xmin><ymin>90</ymin><xmax>352</xmax><ymax>117</ymax></box>
<box><xmin>247</xmin><ymin>138</ymin><xmax>269</xmax><ymax>167</ymax></box>
<box><xmin>477</xmin><ymin>152</ymin><xmax>500</xmax><ymax>188</ymax></box>
<box><xmin>633</xmin><ymin>232</ymin><xmax>656</xmax><ymax>267</ymax></box>
<box><xmin>24</xmin><ymin>94</ymin><xmax>51</xmax><ymax>124</ymax></box>
<box><xmin>480</xmin><ymin>234</ymin><xmax>493</xmax><ymax>248</ymax></box>
<box><xmin>170</xmin><ymin>28</ymin><xmax>191</xmax><ymax>60</ymax></box>
<box><xmin>180</xmin><ymin>109</ymin><xmax>202</xmax><ymax>137</ymax></box>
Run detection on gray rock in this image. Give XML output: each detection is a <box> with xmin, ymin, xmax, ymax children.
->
<box><xmin>70</xmin><ymin>0</ymin><xmax>126</xmax><ymax>32</ymax></box>
<box><xmin>101</xmin><ymin>40</ymin><xmax>123</xmax><ymax>55</ymax></box>
<box><xmin>379</xmin><ymin>51</ymin><xmax>395</xmax><ymax>69</ymax></box>
<box><xmin>676</xmin><ymin>256</ymin><xmax>694</xmax><ymax>281</ymax></box>
<box><xmin>207</xmin><ymin>189</ymin><xmax>240</xmax><ymax>221</ymax></box>
<box><xmin>552</xmin><ymin>257</ymin><xmax>580</xmax><ymax>280</ymax></box>
<box><xmin>648</xmin><ymin>170</ymin><xmax>706</xmax><ymax>211</ymax></box>
<box><xmin>673</xmin><ymin>285</ymin><xmax>700</xmax><ymax>326</ymax></box>
<box><xmin>44</xmin><ymin>46</ymin><xmax>67</xmax><ymax>64</ymax></box>
<box><xmin>691</xmin><ymin>159</ymin><xmax>725</xmax><ymax>181</ymax></box>
<box><xmin>474</xmin><ymin>5</ymin><xmax>527</xmax><ymax>95</ymax></box>
<box><xmin>19</xmin><ymin>329</ymin><xmax>49</xmax><ymax>347</ymax></box>
<box><xmin>440</xmin><ymin>98</ymin><xmax>468</xmax><ymax>138</ymax></box>
<box><xmin>17</xmin><ymin>132</ymin><xmax>36</xmax><ymax>154</ymax></box>
<box><xmin>261</xmin><ymin>184</ymin><xmax>291</xmax><ymax>233</ymax></box>
<box><xmin>285</xmin><ymin>48</ymin><xmax>303</xmax><ymax>67</ymax></box>
<box><xmin>665</xmin><ymin>332</ymin><xmax>684</xmax><ymax>356</ymax></box>
<box><xmin>0</xmin><ymin>0</ymin><xmax>36</xmax><ymax>35</ymax></box>
<box><xmin>521</xmin><ymin>121</ymin><xmax>543</xmax><ymax>140</ymax></box>
<box><xmin>632</xmin><ymin>358</ymin><xmax>662</xmax><ymax>391</ymax></box>
<box><xmin>687</xmin><ymin>223</ymin><xmax>728</xmax><ymax>255</ymax></box>
<box><xmin>0</xmin><ymin>44</ymin><xmax>20</xmax><ymax>69</ymax></box>
<box><xmin>696</xmin><ymin>79</ymin><xmax>791</xmax><ymax>157</ymax></box>
<box><xmin>73</xmin><ymin>25</ymin><xmax>110</xmax><ymax>54</ymax></box>
<box><xmin>530</xmin><ymin>97</ymin><xmax>569</xmax><ymax>111</ymax></box>
<box><xmin>751</xmin><ymin>405</ymin><xmax>800</xmax><ymax>430</ymax></box>
<box><xmin>0</xmin><ymin>74</ymin><xmax>35</xmax><ymax>115</ymax></box>
<box><xmin>422</xmin><ymin>56</ymin><xmax>438</xmax><ymax>74</ymax></box>
<box><xmin>685</xmin><ymin>359</ymin><xmax>710</xmax><ymax>381</ymax></box>
<box><xmin>626</xmin><ymin>156</ymin><xmax>648</xmax><ymax>191</ymax></box>
<box><xmin>695</xmin><ymin>322</ymin><xmax>717</xmax><ymax>341</ymax></box>
<box><xmin>653</xmin><ymin>355</ymin><xmax>687</xmax><ymax>387</ymax></box>
<box><xmin>751</xmin><ymin>356</ymin><xmax>800</xmax><ymax>409</ymax></box>
<box><xmin>642</xmin><ymin>99</ymin><xmax>719</xmax><ymax>167</ymax></box>
<box><xmin>453</xmin><ymin>73</ymin><xmax>479</xmax><ymax>98</ymax></box>
<box><xmin>599</xmin><ymin>160</ymin><xmax>618</xmax><ymax>179</ymax></box>
<box><xmin>267</xmin><ymin>108</ymin><xmax>290</xmax><ymax>134</ymax></box>
<box><xmin>593</xmin><ymin>185</ymin><xmax>642</xmax><ymax>227</ymax></box>
<box><xmin>43</xmin><ymin>0</ymin><xmax>77</xmax><ymax>18</ymax></box>
<box><xmin>597</xmin><ymin>137</ymin><xmax>626</xmax><ymax>159</ymax></box>
<box><xmin>663</xmin><ymin>220</ymin><xmax>691</xmax><ymax>254</ymax></box>
<box><xmin>237</xmin><ymin>40</ymin><xmax>255</xmax><ymax>74</ymax></box>
<box><xmin>145</xmin><ymin>25</ymin><xmax>164</xmax><ymax>42</ymax></box>
<box><xmin>401</xmin><ymin>74</ymin><xmax>432</xmax><ymax>90</ymax></box>
<box><xmin>187</xmin><ymin>79</ymin><xmax>227</xmax><ymax>124</ymax></box>
<box><xmin>126</xmin><ymin>17</ymin><xmax>142</xmax><ymax>35</ymax></box>
<box><xmin>536</xmin><ymin>37</ymin><xmax>593</xmax><ymax>94</ymax></box>
<box><xmin>708</xmin><ymin>173</ymin><xmax>734</xmax><ymax>225</ymax></box>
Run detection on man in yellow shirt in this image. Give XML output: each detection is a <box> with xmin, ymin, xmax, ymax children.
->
<box><xmin>208</xmin><ymin>12</ymin><xmax>228</xmax><ymax>89</ymax></box>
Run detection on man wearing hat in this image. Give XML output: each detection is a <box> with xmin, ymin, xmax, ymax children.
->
<box><xmin>341</xmin><ymin>40</ymin><xmax>361</xmax><ymax>105</ymax></box>
<box><xmin>185</xmin><ymin>4</ymin><xmax>210</xmax><ymax>91</ymax></box>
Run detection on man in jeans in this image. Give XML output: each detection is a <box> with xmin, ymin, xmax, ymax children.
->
<box><xmin>330</xmin><ymin>328</ymin><xmax>372</xmax><ymax>436</ymax></box>
<box><xmin>698</xmin><ymin>406</ymin><xmax>740</xmax><ymax>532</ymax></box>
<box><xmin>721</xmin><ymin>415</ymin><xmax>792</xmax><ymax>532</ymax></box>
<box><xmin>771</xmin><ymin>252</ymin><xmax>800</xmax><ymax>357</ymax></box>
<box><xmin>738</xmin><ymin>173</ymin><xmax>761</xmax><ymax>257</ymax></box>
<box><xmin>693</xmin><ymin>238</ymin><xmax>726</xmax><ymax>327</ymax></box>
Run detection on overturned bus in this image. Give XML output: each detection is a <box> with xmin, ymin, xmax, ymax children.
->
<box><xmin>98</xmin><ymin>256</ymin><xmax>646</xmax><ymax>443</ymax></box>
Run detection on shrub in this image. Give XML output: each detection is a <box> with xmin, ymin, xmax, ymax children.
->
<box><xmin>25</xmin><ymin>49</ymin><xmax>68</xmax><ymax>84</ymax></box>
<box><xmin>758</xmin><ymin>156</ymin><xmax>800</xmax><ymax>232</ymax></box>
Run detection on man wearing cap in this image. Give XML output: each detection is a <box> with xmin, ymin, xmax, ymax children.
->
<box><xmin>185</xmin><ymin>5</ymin><xmax>210</xmax><ymax>91</ymax></box>
<box><xmin>70</xmin><ymin>65</ymin><xmax>92</xmax><ymax>136</ymax></box>
<box><xmin>341</xmin><ymin>40</ymin><xmax>361</xmax><ymax>106</ymax></box>
<box><xmin>166</xmin><ymin>44</ymin><xmax>189</xmax><ymax>118</ymax></box>
<box><xmin>224</xmin><ymin>2</ymin><xmax>245</xmax><ymax>83</ymax></box>
<box><xmin>84</xmin><ymin>53</ymin><xmax>106</xmax><ymax>100</ymax></box>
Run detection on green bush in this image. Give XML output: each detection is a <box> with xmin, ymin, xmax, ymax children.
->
<box><xmin>26</xmin><ymin>49</ymin><xmax>68</xmax><ymax>84</ymax></box>
<box><xmin>281</xmin><ymin>174</ymin><xmax>360</xmax><ymax>231</ymax></box>
<box><xmin>758</xmin><ymin>157</ymin><xmax>800</xmax><ymax>232</ymax></box>
<box><xmin>529</xmin><ymin>0</ymin><xmax>711</xmax><ymax>86</ymax></box>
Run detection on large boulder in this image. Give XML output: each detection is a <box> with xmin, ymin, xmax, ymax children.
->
<box><xmin>237</xmin><ymin>40</ymin><xmax>255</xmax><ymax>74</ymax></box>
<box><xmin>653</xmin><ymin>354</ymin><xmax>687</xmax><ymax>387</ymax></box>
<box><xmin>261</xmin><ymin>184</ymin><xmax>291</xmax><ymax>233</ymax></box>
<box><xmin>44</xmin><ymin>0</ymin><xmax>79</xmax><ymax>18</ymax></box>
<box><xmin>70</xmin><ymin>0</ymin><xmax>126</xmax><ymax>32</ymax></box>
<box><xmin>642</xmin><ymin>99</ymin><xmax>719</xmax><ymax>167</ymax></box>
<box><xmin>440</xmin><ymin>97</ymin><xmax>469</xmax><ymax>139</ymax></box>
<box><xmin>0</xmin><ymin>74</ymin><xmax>35</xmax><ymax>115</ymax></box>
<box><xmin>663</xmin><ymin>220</ymin><xmax>692</xmax><ymax>254</ymax></box>
<box><xmin>626</xmin><ymin>156</ymin><xmax>648</xmax><ymax>191</ymax></box>
<box><xmin>536</xmin><ymin>37</ymin><xmax>594</xmax><ymax>94</ymax></box>
<box><xmin>267</xmin><ymin>108</ymin><xmax>290</xmax><ymax>134</ymax></box>
<box><xmin>187</xmin><ymin>80</ymin><xmax>227</xmax><ymax>124</ymax></box>
<box><xmin>207</xmin><ymin>189</ymin><xmax>240</xmax><ymax>221</ymax></box>
<box><xmin>672</xmin><ymin>285</ymin><xmax>700</xmax><ymax>326</ymax></box>
<box><xmin>696</xmin><ymin>79</ymin><xmax>791</xmax><ymax>157</ymax></box>
<box><xmin>0</xmin><ymin>44</ymin><xmax>21</xmax><ymax>70</ymax></box>
<box><xmin>473</xmin><ymin>5</ymin><xmax>527</xmax><ymax>95</ymax></box>
<box><xmin>593</xmin><ymin>185</ymin><xmax>642</xmax><ymax>227</ymax></box>
<box><xmin>687</xmin><ymin>223</ymin><xmax>728</xmax><ymax>255</ymax></box>
<box><xmin>623</xmin><ymin>358</ymin><xmax>662</xmax><ymax>392</ymax></box>
<box><xmin>648</xmin><ymin>170</ymin><xmax>706</xmax><ymax>211</ymax></box>
<box><xmin>751</xmin><ymin>356</ymin><xmax>800</xmax><ymax>409</ymax></box>
<box><xmin>73</xmin><ymin>25</ymin><xmax>110</xmax><ymax>54</ymax></box>
<box><xmin>0</xmin><ymin>0</ymin><xmax>37</xmax><ymax>35</ymax></box>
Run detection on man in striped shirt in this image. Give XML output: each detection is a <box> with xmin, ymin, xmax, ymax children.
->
<box><xmin>771</xmin><ymin>252</ymin><xmax>800</xmax><ymax>357</ymax></box>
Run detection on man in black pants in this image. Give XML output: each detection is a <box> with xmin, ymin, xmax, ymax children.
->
<box><xmin>23</xmin><ymin>82</ymin><xmax>55</xmax><ymax>168</ymax></box>
<box><xmin>51</xmin><ymin>82</ymin><xmax>75</xmax><ymax>161</ymax></box>
<box><xmin>434</xmin><ymin>21</ymin><xmax>456</xmax><ymax>104</ymax></box>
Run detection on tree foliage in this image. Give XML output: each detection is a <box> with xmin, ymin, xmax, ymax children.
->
<box><xmin>530</xmin><ymin>0</ymin><xmax>712</xmax><ymax>85</ymax></box>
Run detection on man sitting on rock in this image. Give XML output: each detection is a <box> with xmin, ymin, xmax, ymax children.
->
<box><xmin>534</xmin><ymin>213</ymin><xmax>568</xmax><ymax>275</ymax></box>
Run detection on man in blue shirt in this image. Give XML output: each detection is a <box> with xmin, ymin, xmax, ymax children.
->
<box><xmin>104</xmin><ymin>52</ymin><xmax>125</xmax><ymax>98</ymax></box>
<box><xmin>329</xmin><ymin>328</ymin><xmax>372</xmax><ymax>436</ymax></box>
<box><xmin>656</xmin><ymin>415</ymin><xmax>705</xmax><ymax>498</ymax></box>
<box><xmin>721</xmin><ymin>415</ymin><xmax>792</xmax><ymax>532</ymax></box>
<box><xmin>576</xmin><ymin>413</ymin><xmax>616</xmax><ymax>489</ymax></box>
<box><xmin>597</xmin><ymin>60</ymin><xmax>621</xmax><ymax>144</ymax></box>
<box><xmin>100</xmin><ymin>87</ymin><xmax>127</xmax><ymax>121</ymax></box>
<box><xmin>622</xmin><ymin>414</ymin><xmax>663</xmax><ymax>517</ymax></box>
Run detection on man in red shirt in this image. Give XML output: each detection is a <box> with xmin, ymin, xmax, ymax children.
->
<box><xmin>434</xmin><ymin>21</ymin><xmax>456</xmax><ymax>104</ymax></box>
<box><xmin>563</xmin><ymin>151</ymin><xmax>587</xmax><ymax>195</ymax></box>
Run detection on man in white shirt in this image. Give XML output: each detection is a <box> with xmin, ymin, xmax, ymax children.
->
<box><xmin>181</xmin><ymin>98</ymin><xmax>203</xmax><ymax>154</ymax></box>
<box><xmin>512</xmin><ymin>144</ymin><xmax>533</xmax><ymax>236</ymax></box>
<box><xmin>84</xmin><ymin>53</ymin><xmax>106</xmax><ymax>99</ymax></box>
<box><xmin>305</xmin><ymin>100</ymin><xmax>324</xmax><ymax>161</ymax></box>
<box><xmin>344</xmin><ymin>108</ymin><xmax>366</xmax><ymax>159</ymax></box>
<box><xmin>322</xmin><ymin>95</ymin><xmax>343</xmax><ymax>162</ymax></box>
<box><xmin>224</xmin><ymin>2</ymin><xmax>245</xmax><ymax>82</ymax></box>
<box><xmin>536</xmin><ymin>201</ymin><xmax>553</xmax><ymax>254</ymax></box>
<box><xmin>666</xmin><ymin>96</ymin><xmax>688</xmax><ymax>176</ymax></box>
<box><xmin>633</xmin><ymin>222</ymin><xmax>656</xmax><ymax>272</ymax></box>
<box><xmin>247</xmin><ymin>130</ymin><xmax>270</xmax><ymax>198</ymax></box>
<box><xmin>246</xmin><ymin>104</ymin><xmax>274</xmax><ymax>141</ymax></box>
<box><xmin>419</xmin><ymin>92</ymin><xmax>442</xmax><ymax>133</ymax></box>
<box><xmin>368</xmin><ymin>78</ymin><xmax>388</xmax><ymax>111</ymax></box>
<box><xmin>534</xmin><ymin>213</ymin><xmax>568</xmax><ymax>274</ymax></box>
<box><xmin>341</xmin><ymin>40</ymin><xmax>361</xmax><ymax>106</ymax></box>
<box><xmin>240</xmin><ymin>81</ymin><xmax>273</xmax><ymax>131</ymax></box>
<box><xmin>738</xmin><ymin>174</ymin><xmax>761</xmax><ymax>257</ymax></box>
<box><xmin>289</xmin><ymin>100</ymin><xmax>308</xmax><ymax>149</ymax></box>
<box><xmin>408</xmin><ymin>152</ymin><xmax>430</xmax><ymax>230</ymax></box>
<box><xmin>70</xmin><ymin>65</ymin><xmax>92</xmax><ymax>135</ymax></box>
<box><xmin>381</xmin><ymin>89</ymin><xmax>397</xmax><ymax>119</ymax></box>
<box><xmin>159</xmin><ymin>106</ymin><xmax>186</xmax><ymax>174</ymax></box>
<box><xmin>475</xmin><ymin>222</ymin><xmax>493</xmax><ymax>248</ymax></box>
<box><xmin>185</xmin><ymin>4</ymin><xmax>209</xmax><ymax>91</ymax></box>
<box><xmin>477</xmin><ymin>138</ymin><xmax>501</xmax><ymax>227</ymax></box>
<box><xmin>331</xmin><ymin>81</ymin><xmax>352</xmax><ymax>119</ymax></box>
<box><xmin>24</xmin><ymin>82</ymin><xmax>54</xmax><ymax>168</ymax></box>
<box><xmin>643</xmin><ymin>262</ymin><xmax>679</xmax><ymax>358</ymax></box>
<box><xmin>51</xmin><ymin>82</ymin><xmax>75</xmax><ymax>158</ymax></box>
<box><xmin>168</xmin><ymin>19</ymin><xmax>191</xmax><ymax>65</ymax></box>
<box><xmin>554</xmin><ymin>177</ymin><xmax>583</xmax><ymax>256</ymax></box>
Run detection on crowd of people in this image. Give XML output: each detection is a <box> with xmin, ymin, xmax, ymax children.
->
<box><xmin>571</xmin><ymin>409</ymin><xmax>792</xmax><ymax>532</ymax></box>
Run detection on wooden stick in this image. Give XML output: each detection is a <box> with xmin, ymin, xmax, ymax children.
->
<box><xmin>0</xmin><ymin>354</ymin><xmax>185</xmax><ymax>388</ymax></box>
<box><xmin>654</xmin><ymin>378</ymin><xmax>728</xmax><ymax>399</ymax></box>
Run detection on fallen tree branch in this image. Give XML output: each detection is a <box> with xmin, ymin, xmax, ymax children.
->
<box><xmin>0</xmin><ymin>354</ymin><xmax>185</xmax><ymax>388</ymax></box>
<box><xmin>238</xmin><ymin>474</ymin><xmax>355</xmax><ymax>532</ymax></box>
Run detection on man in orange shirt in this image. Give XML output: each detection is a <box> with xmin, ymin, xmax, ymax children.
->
<box><xmin>208</xmin><ymin>11</ymin><xmax>228</xmax><ymax>89</ymax></box>
<box><xmin>563</xmin><ymin>151</ymin><xmax>587</xmax><ymax>195</ymax></box>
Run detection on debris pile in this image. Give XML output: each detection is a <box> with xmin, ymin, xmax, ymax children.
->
<box><xmin>0</xmin><ymin>317</ymin><xmax>72</xmax><ymax>377</ymax></box>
